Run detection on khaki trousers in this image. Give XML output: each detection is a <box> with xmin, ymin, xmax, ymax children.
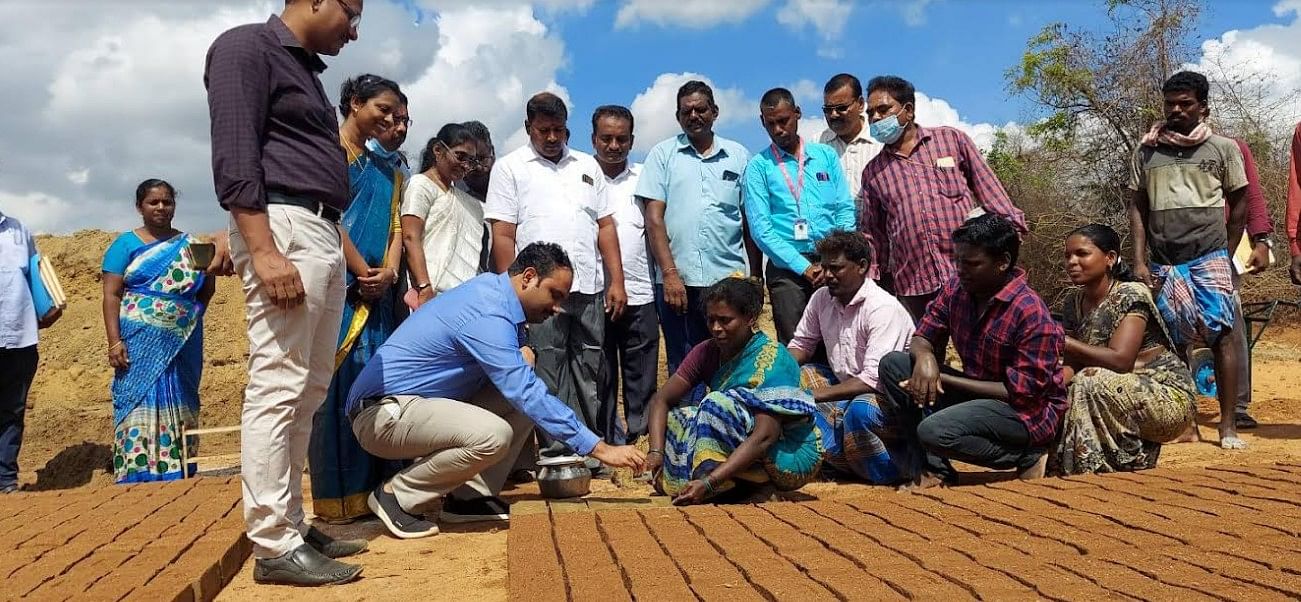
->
<box><xmin>350</xmin><ymin>386</ymin><xmax>534</xmax><ymax>515</ymax></box>
<box><xmin>231</xmin><ymin>205</ymin><xmax>345</xmax><ymax>559</ymax></box>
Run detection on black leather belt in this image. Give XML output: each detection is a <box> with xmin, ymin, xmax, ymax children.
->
<box><xmin>267</xmin><ymin>192</ymin><xmax>342</xmax><ymax>223</ymax></box>
<box><xmin>347</xmin><ymin>396</ymin><xmax>395</xmax><ymax>424</ymax></box>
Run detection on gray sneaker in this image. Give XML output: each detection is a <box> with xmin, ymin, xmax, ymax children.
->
<box><xmin>367</xmin><ymin>485</ymin><xmax>439</xmax><ymax>539</ymax></box>
<box><xmin>253</xmin><ymin>543</ymin><xmax>362</xmax><ymax>586</ymax></box>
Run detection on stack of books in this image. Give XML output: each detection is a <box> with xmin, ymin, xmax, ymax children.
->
<box><xmin>29</xmin><ymin>254</ymin><xmax>66</xmax><ymax>319</ymax></box>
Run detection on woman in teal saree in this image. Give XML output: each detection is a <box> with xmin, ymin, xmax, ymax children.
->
<box><xmin>645</xmin><ymin>277</ymin><xmax>823</xmax><ymax>505</ymax></box>
<box><xmin>308</xmin><ymin>75</ymin><xmax>407</xmax><ymax>522</ymax></box>
<box><xmin>102</xmin><ymin>179</ymin><xmax>214</xmax><ymax>483</ymax></box>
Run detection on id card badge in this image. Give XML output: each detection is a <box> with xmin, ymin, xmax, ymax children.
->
<box><xmin>793</xmin><ymin>218</ymin><xmax>810</xmax><ymax>241</ymax></box>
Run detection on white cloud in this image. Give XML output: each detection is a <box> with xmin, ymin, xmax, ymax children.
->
<box><xmin>776</xmin><ymin>0</ymin><xmax>854</xmax><ymax>58</ymax></box>
<box><xmin>1183</xmin><ymin>1</ymin><xmax>1301</xmax><ymax>138</ymax></box>
<box><xmin>628</xmin><ymin>72</ymin><xmax>758</xmax><ymax>153</ymax></box>
<box><xmin>615</xmin><ymin>0</ymin><xmax>770</xmax><ymax>29</ymax></box>
<box><xmin>900</xmin><ymin>0</ymin><xmax>935</xmax><ymax>27</ymax></box>
<box><xmin>66</xmin><ymin>169</ymin><xmax>90</xmax><ymax>186</ymax></box>
<box><xmin>914</xmin><ymin>92</ymin><xmax>1002</xmax><ymax>151</ymax></box>
<box><xmin>0</xmin><ymin>0</ymin><xmax>571</xmax><ymax>234</ymax></box>
<box><xmin>0</xmin><ymin>191</ymin><xmax>80</xmax><ymax>234</ymax></box>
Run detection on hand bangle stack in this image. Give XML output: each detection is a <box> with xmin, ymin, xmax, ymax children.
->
<box><xmin>108</xmin><ymin>341</ymin><xmax>124</xmax><ymax>352</ymax></box>
<box><xmin>647</xmin><ymin>449</ymin><xmax>664</xmax><ymax>457</ymax></box>
<box><xmin>702</xmin><ymin>475</ymin><xmax>715</xmax><ymax>494</ymax></box>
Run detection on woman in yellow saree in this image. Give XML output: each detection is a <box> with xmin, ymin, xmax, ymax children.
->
<box><xmin>309</xmin><ymin>74</ymin><xmax>407</xmax><ymax>522</ymax></box>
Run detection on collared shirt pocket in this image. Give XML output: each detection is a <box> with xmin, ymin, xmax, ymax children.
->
<box><xmin>934</xmin><ymin>162</ymin><xmax>968</xmax><ymax>199</ymax></box>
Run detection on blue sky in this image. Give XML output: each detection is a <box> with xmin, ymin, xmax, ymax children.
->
<box><xmin>2</xmin><ymin>0</ymin><xmax>1298</xmax><ymax>233</ymax></box>
<box><xmin>542</xmin><ymin>0</ymin><xmax>1290</xmax><ymax>152</ymax></box>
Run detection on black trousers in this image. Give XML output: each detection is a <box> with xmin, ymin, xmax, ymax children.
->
<box><xmin>878</xmin><ymin>351</ymin><xmax>1042</xmax><ymax>483</ymax></box>
<box><xmin>531</xmin><ymin>292</ymin><xmax>606</xmax><ymax>457</ymax></box>
<box><xmin>766</xmin><ymin>262</ymin><xmax>816</xmax><ymax>345</ymax></box>
<box><xmin>599</xmin><ymin>303</ymin><xmax>660</xmax><ymax>444</ymax></box>
<box><xmin>0</xmin><ymin>345</ymin><xmax>38</xmax><ymax>489</ymax></box>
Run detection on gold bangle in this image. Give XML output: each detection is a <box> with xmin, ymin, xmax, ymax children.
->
<box><xmin>108</xmin><ymin>341</ymin><xmax>124</xmax><ymax>352</ymax></box>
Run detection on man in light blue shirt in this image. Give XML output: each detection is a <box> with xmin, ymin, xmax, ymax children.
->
<box><xmin>0</xmin><ymin>210</ymin><xmax>61</xmax><ymax>493</ymax></box>
<box><xmin>744</xmin><ymin>87</ymin><xmax>857</xmax><ymax>344</ymax></box>
<box><xmin>347</xmin><ymin>242</ymin><xmax>645</xmax><ymax>539</ymax></box>
<box><xmin>637</xmin><ymin>80</ymin><xmax>760</xmax><ymax>388</ymax></box>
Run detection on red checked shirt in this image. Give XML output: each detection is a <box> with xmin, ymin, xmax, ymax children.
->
<box><xmin>915</xmin><ymin>268</ymin><xmax>1067</xmax><ymax>446</ymax></box>
<box><xmin>860</xmin><ymin>126</ymin><xmax>1026</xmax><ymax>297</ymax></box>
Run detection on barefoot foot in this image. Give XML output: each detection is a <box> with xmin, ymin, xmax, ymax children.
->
<box><xmin>1018</xmin><ymin>455</ymin><xmax>1048</xmax><ymax>480</ymax></box>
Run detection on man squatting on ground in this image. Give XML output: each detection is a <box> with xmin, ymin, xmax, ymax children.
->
<box><xmin>346</xmin><ymin>243</ymin><xmax>646</xmax><ymax>539</ymax></box>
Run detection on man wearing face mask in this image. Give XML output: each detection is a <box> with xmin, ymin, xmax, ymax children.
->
<box><xmin>818</xmin><ymin>73</ymin><xmax>880</xmax><ymax>199</ymax></box>
<box><xmin>485</xmin><ymin>92</ymin><xmax>626</xmax><ymax>459</ymax></box>
<box><xmin>859</xmin><ymin>75</ymin><xmax>1025</xmax><ymax>325</ymax></box>
<box><xmin>590</xmin><ymin>105</ymin><xmax>659</xmax><ymax>445</ymax></box>
<box><xmin>368</xmin><ymin>97</ymin><xmax>411</xmax><ymax>178</ymax></box>
<box><xmin>744</xmin><ymin>87</ymin><xmax>857</xmax><ymax>344</ymax></box>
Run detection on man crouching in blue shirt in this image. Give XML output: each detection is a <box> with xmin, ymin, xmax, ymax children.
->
<box><xmin>347</xmin><ymin>242</ymin><xmax>646</xmax><ymax>539</ymax></box>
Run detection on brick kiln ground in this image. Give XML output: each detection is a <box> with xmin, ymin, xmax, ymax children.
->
<box><xmin>509</xmin><ymin>464</ymin><xmax>1301</xmax><ymax>601</ymax></box>
<box><xmin>0</xmin><ymin>476</ymin><xmax>247</xmax><ymax>601</ymax></box>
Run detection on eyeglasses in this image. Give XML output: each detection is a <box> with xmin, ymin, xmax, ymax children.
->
<box><xmin>440</xmin><ymin>141</ymin><xmax>482</xmax><ymax>170</ymax></box>
<box><xmin>821</xmin><ymin>102</ymin><xmax>857</xmax><ymax>116</ymax></box>
<box><xmin>335</xmin><ymin>0</ymin><xmax>361</xmax><ymax>29</ymax></box>
<box><xmin>393</xmin><ymin>117</ymin><xmax>412</xmax><ymax>127</ymax></box>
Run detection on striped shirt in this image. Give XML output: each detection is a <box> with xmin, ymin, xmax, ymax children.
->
<box><xmin>860</xmin><ymin>125</ymin><xmax>1025</xmax><ymax>297</ymax></box>
<box><xmin>915</xmin><ymin>268</ymin><xmax>1067</xmax><ymax>446</ymax></box>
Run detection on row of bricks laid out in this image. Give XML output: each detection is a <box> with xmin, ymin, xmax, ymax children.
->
<box><xmin>508</xmin><ymin>464</ymin><xmax>1301</xmax><ymax>601</ymax></box>
<box><xmin>1</xmin><ymin>477</ymin><xmax>249</xmax><ymax>602</ymax></box>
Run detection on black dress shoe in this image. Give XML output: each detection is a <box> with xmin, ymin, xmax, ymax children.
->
<box><xmin>305</xmin><ymin>525</ymin><xmax>368</xmax><ymax>558</ymax></box>
<box><xmin>253</xmin><ymin>543</ymin><xmax>362</xmax><ymax>586</ymax></box>
<box><xmin>1235</xmin><ymin>412</ymin><xmax>1259</xmax><ymax>429</ymax></box>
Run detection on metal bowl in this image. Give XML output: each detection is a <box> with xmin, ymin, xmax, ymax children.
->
<box><xmin>536</xmin><ymin>455</ymin><xmax>591</xmax><ymax>499</ymax></box>
<box><xmin>189</xmin><ymin>242</ymin><xmax>216</xmax><ymax>271</ymax></box>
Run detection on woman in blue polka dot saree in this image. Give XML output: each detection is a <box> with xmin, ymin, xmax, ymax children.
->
<box><xmin>102</xmin><ymin>179</ymin><xmax>213</xmax><ymax>484</ymax></box>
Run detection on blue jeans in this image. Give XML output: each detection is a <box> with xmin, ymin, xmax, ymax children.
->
<box><xmin>655</xmin><ymin>284</ymin><xmax>709</xmax><ymax>404</ymax></box>
<box><xmin>0</xmin><ymin>345</ymin><xmax>38</xmax><ymax>489</ymax></box>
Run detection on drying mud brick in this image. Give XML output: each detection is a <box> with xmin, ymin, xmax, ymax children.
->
<box><xmin>509</xmin><ymin>464</ymin><xmax>1301</xmax><ymax>601</ymax></box>
<box><xmin>639</xmin><ymin>508</ymin><xmax>766</xmax><ymax>602</ymax></box>
<box><xmin>0</xmin><ymin>477</ymin><xmax>246</xmax><ymax>601</ymax></box>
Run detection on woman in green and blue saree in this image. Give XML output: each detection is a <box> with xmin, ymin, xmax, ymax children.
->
<box><xmin>309</xmin><ymin>74</ymin><xmax>407</xmax><ymax>522</ymax></box>
<box><xmin>102</xmin><ymin>179</ymin><xmax>214</xmax><ymax>483</ymax></box>
<box><xmin>645</xmin><ymin>276</ymin><xmax>823</xmax><ymax>505</ymax></box>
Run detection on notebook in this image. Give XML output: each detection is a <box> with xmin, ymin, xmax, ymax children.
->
<box><xmin>1231</xmin><ymin>236</ymin><xmax>1274</xmax><ymax>275</ymax></box>
<box><xmin>28</xmin><ymin>253</ymin><xmax>67</xmax><ymax>319</ymax></box>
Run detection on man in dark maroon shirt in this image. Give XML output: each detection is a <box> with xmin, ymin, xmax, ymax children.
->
<box><xmin>205</xmin><ymin>0</ymin><xmax>366</xmax><ymax>587</ymax></box>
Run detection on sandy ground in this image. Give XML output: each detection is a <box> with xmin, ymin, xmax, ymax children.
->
<box><xmin>17</xmin><ymin>230</ymin><xmax>1301</xmax><ymax>600</ymax></box>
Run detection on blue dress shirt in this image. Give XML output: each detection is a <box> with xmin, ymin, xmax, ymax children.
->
<box><xmin>347</xmin><ymin>272</ymin><xmax>600</xmax><ymax>455</ymax></box>
<box><xmin>743</xmin><ymin>141</ymin><xmax>856</xmax><ymax>274</ymax></box>
<box><xmin>635</xmin><ymin>134</ymin><xmax>752</xmax><ymax>287</ymax></box>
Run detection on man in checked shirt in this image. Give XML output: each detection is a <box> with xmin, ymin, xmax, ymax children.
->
<box><xmin>859</xmin><ymin>75</ymin><xmax>1026</xmax><ymax>324</ymax></box>
<box><xmin>878</xmin><ymin>214</ymin><xmax>1066</xmax><ymax>490</ymax></box>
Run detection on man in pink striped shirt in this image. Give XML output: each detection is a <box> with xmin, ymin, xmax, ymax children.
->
<box><xmin>789</xmin><ymin>231</ymin><xmax>915</xmax><ymax>484</ymax></box>
<box><xmin>858</xmin><ymin>75</ymin><xmax>1026</xmax><ymax>322</ymax></box>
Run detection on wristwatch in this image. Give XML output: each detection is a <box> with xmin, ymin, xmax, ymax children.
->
<box><xmin>414</xmin><ymin>282</ymin><xmax>432</xmax><ymax>291</ymax></box>
<box><xmin>1252</xmin><ymin>234</ymin><xmax>1273</xmax><ymax>248</ymax></box>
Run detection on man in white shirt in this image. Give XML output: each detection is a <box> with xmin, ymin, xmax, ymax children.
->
<box><xmin>818</xmin><ymin>73</ymin><xmax>880</xmax><ymax>199</ymax></box>
<box><xmin>0</xmin><ymin>210</ymin><xmax>62</xmax><ymax>494</ymax></box>
<box><xmin>485</xmin><ymin>92</ymin><xmax>627</xmax><ymax>458</ymax></box>
<box><xmin>590</xmin><ymin>105</ymin><xmax>659</xmax><ymax>445</ymax></box>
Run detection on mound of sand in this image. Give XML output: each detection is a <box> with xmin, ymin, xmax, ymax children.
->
<box><xmin>22</xmin><ymin>230</ymin><xmax>250</xmax><ymax>489</ymax></box>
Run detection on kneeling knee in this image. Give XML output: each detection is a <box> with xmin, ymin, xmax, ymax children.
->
<box><xmin>470</xmin><ymin>421</ymin><xmax>514</xmax><ymax>459</ymax></box>
<box><xmin>916</xmin><ymin>416</ymin><xmax>958</xmax><ymax>452</ymax></box>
